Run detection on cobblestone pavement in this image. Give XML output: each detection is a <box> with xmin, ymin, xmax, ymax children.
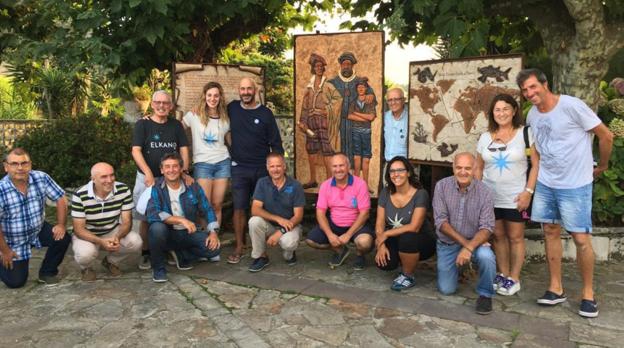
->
<box><xmin>2</xmin><ymin>241</ymin><xmax>623</xmax><ymax>347</ymax></box>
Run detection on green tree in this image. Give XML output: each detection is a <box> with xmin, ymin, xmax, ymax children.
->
<box><xmin>341</xmin><ymin>0</ymin><xmax>624</xmax><ymax>110</ymax></box>
<box><xmin>1</xmin><ymin>0</ymin><xmax>319</xmax><ymax>83</ymax></box>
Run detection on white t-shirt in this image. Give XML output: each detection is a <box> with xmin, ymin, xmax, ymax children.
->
<box><xmin>527</xmin><ymin>95</ymin><xmax>601</xmax><ymax>189</ymax></box>
<box><xmin>182</xmin><ymin>111</ymin><xmax>230</xmax><ymax>164</ymax></box>
<box><xmin>167</xmin><ymin>186</ymin><xmax>186</xmax><ymax>230</ymax></box>
<box><xmin>476</xmin><ymin>127</ymin><xmax>533</xmax><ymax>209</ymax></box>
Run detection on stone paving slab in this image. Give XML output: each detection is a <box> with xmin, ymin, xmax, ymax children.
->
<box><xmin>1</xmin><ymin>242</ymin><xmax>623</xmax><ymax>346</ymax></box>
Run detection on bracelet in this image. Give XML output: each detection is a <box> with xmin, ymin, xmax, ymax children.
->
<box><xmin>464</xmin><ymin>247</ymin><xmax>474</xmax><ymax>254</ymax></box>
<box><xmin>525</xmin><ymin>187</ymin><xmax>534</xmax><ymax>194</ymax></box>
<box><xmin>279</xmin><ymin>227</ymin><xmax>287</xmax><ymax>234</ymax></box>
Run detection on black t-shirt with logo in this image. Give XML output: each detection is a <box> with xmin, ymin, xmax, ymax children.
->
<box><xmin>132</xmin><ymin>118</ymin><xmax>188</xmax><ymax>177</ymax></box>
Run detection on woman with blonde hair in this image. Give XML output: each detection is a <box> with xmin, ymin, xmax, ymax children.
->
<box><xmin>182</xmin><ymin>81</ymin><xmax>231</xmax><ymax>228</ymax></box>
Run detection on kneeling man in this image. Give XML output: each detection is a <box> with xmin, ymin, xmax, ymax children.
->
<box><xmin>305</xmin><ymin>152</ymin><xmax>374</xmax><ymax>270</ymax></box>
<box><xmin>248</xmin><ymin>153</ymin><xmax>305</xmax><ymax>272</ymax></box>
<box><xmin>71</xmin><ymin>162</ymin><xmax>142</xmax><ymax>281</ymax></box>
<box><xmin>146</xmin><ymin>153</ymin><xmax>220</xmax><ymax>282</ymax></box>
<box><xmin>433</xmin><ymin>152</ymin><xmax>496</xmax><ymax>315</ymax></box>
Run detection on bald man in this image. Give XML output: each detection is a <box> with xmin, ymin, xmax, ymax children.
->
<box><xmin>71</xmin><ymin>162</ymin><xmax>142</xmax><ymax>281</ymax></box>
<box><xmin>226</xmin><ymin>78</ymin><xmax>284</xmax><ymax>264</ymax></box>
<box><xmin>432</xmin><ymin>152</ymin><xmax>496</xmax><ymax>314</ymax></box>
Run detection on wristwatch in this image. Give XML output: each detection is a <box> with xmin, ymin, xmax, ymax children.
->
<box><xmin>525</xmin><ymin>187</ymin><xmax>534</xmax><ymax>194</ymax></box>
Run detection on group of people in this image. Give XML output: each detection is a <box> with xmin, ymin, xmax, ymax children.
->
<box><xmin>0</xmin><ymin>69</ymin><xmax>613</xmax><ymax>320</ymax></box>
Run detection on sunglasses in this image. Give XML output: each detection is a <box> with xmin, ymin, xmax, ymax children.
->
<box><xmin>487</xmin><ymin>139</ymin><xmax>507</xmax><ymax>152</ymax></box>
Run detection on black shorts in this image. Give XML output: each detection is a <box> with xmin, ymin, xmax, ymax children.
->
<box><xmin>377</xmin><ymin>230</ymin><xmax>436</xmax><ymax>271</ymax></box>
<box><xmin>306</xmin><ymin>217</ymin><xmax>374</xmax><ymax>245</ymax></box>
<box><xmin>231</xmin><ymin>166</ymin><xmax>268</xmax><ymax>210</ymax></box>
<box><xmin>494</xmin><ymin>208</ymin><xmax>525</xmax><ymax>223</ymax></box>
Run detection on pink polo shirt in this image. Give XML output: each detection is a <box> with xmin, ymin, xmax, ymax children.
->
<box><xmin>316</xmin><ymin>175</ymin><xmax>370</xmax><ymax>227</ymax></box>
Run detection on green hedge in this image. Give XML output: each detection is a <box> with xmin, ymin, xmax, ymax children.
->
<box><xmin>13</xmin><ymin>113</ymin><xmax>136</xmax><ymax>189</ymax></box>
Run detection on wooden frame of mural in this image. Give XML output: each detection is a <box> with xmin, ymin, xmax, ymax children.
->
<box><xmin>293</xmin><ymin>31</ymin><xmax>384</xmax><ymax>197</ymax></box>
<box><xmin>407</xmin><ymin>54</ymin><xmax>523</xmax><ymax>164</ymax></box>
<box><xmin>172</xmin><ymin>63</ymin><xmax>265</xmax><ymax>118</ymax></box>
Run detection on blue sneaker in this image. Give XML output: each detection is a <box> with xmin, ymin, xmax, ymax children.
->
<box><xmin>152</xmin><ymin>268</ymin><xmax>167</xmax><ymax>283</ymax></box>
<box><xmin>578</xmin><ymin>299</ymin><xmax>599</xmax><ymax>318</ymax></box>
<box><xmin>390</xmin><ymin>273</ymin><xmax>415</xmax><ymax>291</ymax></box>
<box><xmin>328</xmin><ymin>247</ymin><xmax>350</xmax><ymax>268</ymax></box>
<box><xmin>493</xmin><ymin>273</ymin><xmax>506</xmax><ymax>291</ymax></box>
<box><xmin>537</xmin><ymin>290</ymin><xmax>567</xmax><ymax>306</ymax></box>
<box><xmin>248</xmin><ymin>257</ymin><xmax>269</xmax><ymax>272</ymax></box>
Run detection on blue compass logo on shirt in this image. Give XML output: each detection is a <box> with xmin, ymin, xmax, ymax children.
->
<box><xmin>203</xmin><ymin>132</ymin><xmax>218</xmax><ymax>145</ymax></box>
<box><xmin>493</xmin><ymin>152</ymin><xmax>510</xmax><ymax>175</ymax></box>
<box><xmin>153</xmin><ymin>134</ymin><xmax>161</xmax><ymax>141</ymax></box>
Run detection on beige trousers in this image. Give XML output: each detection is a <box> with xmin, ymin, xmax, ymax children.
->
<box><xmin>72</xmin><ymin>228</ymin><xmax>143</xmax><ymax>269</ymax></box>
<box><xmin>248</xmin><ymin>216</ymin><xmax>301</xmax><ymax>259</ymax></box>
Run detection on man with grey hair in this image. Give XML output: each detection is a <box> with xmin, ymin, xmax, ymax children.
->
<box><xmin>517</xmin><ymin>68</ymin><xmax>613</xmax><ymax>318</ymax></box>
<box><xmin>0</xmin><ymin>147</ymin><xmax>70</xmax><ymax>288</ymax></box>
<box><xmin>432</xmin><ymin>152</ymin><xmax>496</xmax><ymax>315</ymax></box>
<box><xmin>132</xmin><ymin>90</ymin><xmax>190</xmax><ymax>270</ymax></box>
<box><xmin>71</xmin><ymin>162</ymin><xmax>141</xmax><ymax>281</ymax></box>
<box><xmin>383</xmin><ymin>87</ymin><xmax>408</xmax><ymax>161</ymax></box>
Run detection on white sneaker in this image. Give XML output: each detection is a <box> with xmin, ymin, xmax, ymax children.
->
<box><xmin>497</xmin><ymin>277</ymin><xmax>521</xmax><ymax>296</ymax></box>
<box><xmin>138</xmin><ymin>254</ymin><xmax>151</xmax><ymax>270</ymax></box>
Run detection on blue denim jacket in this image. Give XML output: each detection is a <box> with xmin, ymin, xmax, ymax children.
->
<box><xmin>146</xmin><ymin>178</ymin><xmax>218</xmax><ymax>231</ymax></box>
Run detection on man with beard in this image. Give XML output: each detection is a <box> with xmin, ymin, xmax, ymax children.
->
<box><xmin>328</xmin><ymin>52</ymin><xmax>376</xmax><ymax>163</ymax></box>
<box><xmin>227</xmin><ymin>78</ymin><xmax>284</xmax><ymax>264</ymax></box>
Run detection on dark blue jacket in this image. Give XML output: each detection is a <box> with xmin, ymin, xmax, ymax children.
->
<box><xmin>146</xmin><ymin>178</ymin><xmax>218</xmax><ymax>231</ymax></box>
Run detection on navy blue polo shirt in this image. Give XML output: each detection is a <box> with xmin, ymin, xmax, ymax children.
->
<box><xmin>252</xmin><ymin>176</ymin><xmax>305</xmax><ymax>220</ymax></box>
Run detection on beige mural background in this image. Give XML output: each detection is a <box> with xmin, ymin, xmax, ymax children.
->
<box><xmin>294</xmin><ymin>32</ymin><xmax>384</xmax><ymax>197</ymax></box>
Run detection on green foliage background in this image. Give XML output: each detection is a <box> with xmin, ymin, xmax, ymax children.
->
<box><xmin>13</xmin><ymin>114</ymin><xmax>136</xmax><ymax>189</ymax></box>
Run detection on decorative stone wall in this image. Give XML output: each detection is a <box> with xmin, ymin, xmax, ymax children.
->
<box><xmin>275</xmin><ymin>114</ymin><xmax>294</xmax><ymax>176</ymax></box>
<box><xmin>0</xmin><ymin>120</ymin><xmax>49</xmax><ymax>149</ymax></box>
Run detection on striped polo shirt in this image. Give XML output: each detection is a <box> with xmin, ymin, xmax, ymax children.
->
<box><xmin>71</xmin><ymin>181</ymin><xmax>134</xmax><ymax>235</ymax></box>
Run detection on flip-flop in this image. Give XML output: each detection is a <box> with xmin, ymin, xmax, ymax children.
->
<box><xmin>227</xmin><ymin>253</ymin><xmax>243</xmax><ymax>264</ymax></box>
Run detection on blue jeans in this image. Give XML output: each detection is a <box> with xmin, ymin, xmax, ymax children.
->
<box><xmin>0</xmin><ymin>222</ymin><xmax>71</xmax><ymax>288</ymax></box>
<box><xmin>148</xmin><ymin>222</ymin><xmax>221</xmax><ymax>271</ymax></box>
<box><xmin>436</xmin><ymin>241</ymin><xmax>496</xmax><ymax>297</ymax></box>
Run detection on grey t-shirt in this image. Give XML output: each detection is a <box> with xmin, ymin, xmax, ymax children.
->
<box><xmin>527</xmin><ymin>95</ymin><xmax>601</xmax><ymax>189</ymax></box>
<box><xmin>378</xmin><ymin>187</ymin><xmax>435</xmax><ymax>239</ymax></box>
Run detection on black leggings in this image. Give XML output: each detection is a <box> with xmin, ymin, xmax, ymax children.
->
<box><xmin>377</xmin><ymin>231</ymin><xmax>436</xmax><ymax>271</ymax></box>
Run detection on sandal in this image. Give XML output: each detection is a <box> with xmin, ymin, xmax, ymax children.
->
<box><xmin>227</xmin><ymin>253</ymin><xmax>244</xmax><ymax>264</ymax></box>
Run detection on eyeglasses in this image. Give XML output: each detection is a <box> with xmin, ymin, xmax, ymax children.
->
<box><xmin>5</xmin><ymin>161</ymin><xmax>31</xmax><ymax>168</ymax></box>
<box><xmin>389</xmin><ymin>168</ymin><xmax>407</xmax><ymax>175</ymax></box>
<box><xmin>152</xmin><ymin>101</ymin><xmax>171</xmax><ymax>105</ymax></box>
<box><xmin>387</xmin><ymin>98</ymin><xmax>404</xmax><ymax>103</ymax></box>
<box><xmin>487</xmin><ymin>139</ymin><xmax>507</xmax><ymax>152</ymax></box>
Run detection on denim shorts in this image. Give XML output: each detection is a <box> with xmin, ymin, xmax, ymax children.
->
<box><xmin>194</xmin><ymin>158</ymin><xmax>231</xmax><ymax>179</ymax></box>
<box><xmin>531</xmin><ymin>181</ymin><xmax>593</xmax><ymax>233</ymax></box>
<box><xmin>351</xmin><ymin>127</ymin><xmax>372</xmax><ymax>158</ymax></box>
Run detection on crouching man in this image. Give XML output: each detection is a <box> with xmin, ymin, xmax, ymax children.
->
<box><xmin>248</xmin><ymin>153</ymin><xmax>305</xmax><ymax>272</ymax></box>
<box><xmin>71</xmin><ymin>162</ymin><xmax>142</xmax><ymax>281</ymax></box>
<box><xmin>146</xmin><ymin>153</ymin><xmax>220</xmax><ymax>282</ymax></box>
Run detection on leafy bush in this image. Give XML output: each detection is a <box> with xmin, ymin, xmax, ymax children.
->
<box><xmin>0</xmin><ymin>76</ymin><xmax>38</xmax><ymax>120</ymax></box>
<box><xmin>13</xmin><ymin>113</ymin><xmax>136</xmax><ymax>189</ymax></box>
<box><xmin>594</xmin><ymin>82</ymin><xmax>624</xmax><ymax>225</ymax></box>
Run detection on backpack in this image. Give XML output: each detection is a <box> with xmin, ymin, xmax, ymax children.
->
<box><xmin>521</xmin><ymin>126</ymin><xmax>533</xmax><ymax>220</ymax></box>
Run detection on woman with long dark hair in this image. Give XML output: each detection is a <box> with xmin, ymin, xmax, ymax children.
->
<box><xmin>375</xmin><ymin>156</ymin><xmax>436</xmax><ymax>291</ymax></box>
<box><xmin>475</xmin><ymin>93</ymin><xmax>538</xmax><ymax>296</ymax></box>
